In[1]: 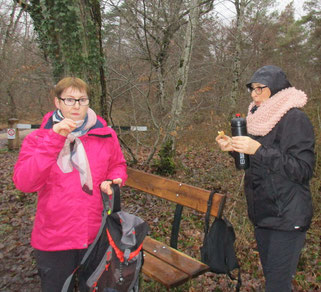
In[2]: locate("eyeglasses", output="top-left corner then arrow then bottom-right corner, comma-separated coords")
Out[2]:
248,86 -> 267,95
58,97 -> 89,106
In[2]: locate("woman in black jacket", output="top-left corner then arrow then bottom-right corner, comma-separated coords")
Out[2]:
216,65 -> 315,292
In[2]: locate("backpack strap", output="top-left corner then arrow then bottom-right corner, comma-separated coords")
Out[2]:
83,184 -> 120,265
60,208 -> 109,292
101,182 -> 121,213
204,190 -> 216,236
223,217 -> 242,292
236,269 -> 242,292
203,191 -> 242,292
61,184 -> 120,292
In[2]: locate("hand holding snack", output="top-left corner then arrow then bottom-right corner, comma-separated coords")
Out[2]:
216,131 -> 233,152
53,118 -> 77,137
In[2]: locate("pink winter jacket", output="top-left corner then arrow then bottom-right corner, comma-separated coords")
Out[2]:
13,112 -> 127,251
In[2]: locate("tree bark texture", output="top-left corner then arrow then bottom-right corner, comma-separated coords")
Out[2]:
165,0 -> 201,147
14,0 -> 107,117
230,0 -> 248,114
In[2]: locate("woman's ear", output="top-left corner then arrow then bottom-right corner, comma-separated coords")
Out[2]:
266,87 -> 272,98
54,97 -> 60,109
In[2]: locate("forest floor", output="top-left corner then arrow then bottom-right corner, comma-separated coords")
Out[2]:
0,131 -> 320,292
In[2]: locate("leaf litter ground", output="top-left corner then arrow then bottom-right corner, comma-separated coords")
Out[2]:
0,147 -> 320,292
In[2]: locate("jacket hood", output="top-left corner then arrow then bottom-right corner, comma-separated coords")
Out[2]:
246,65 -> 292,97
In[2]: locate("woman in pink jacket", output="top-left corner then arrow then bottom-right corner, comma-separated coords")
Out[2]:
13,77 -> 127,292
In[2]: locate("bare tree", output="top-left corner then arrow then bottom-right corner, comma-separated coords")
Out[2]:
165,0 -> 203,148
229,0 -> 250,113
104,0 -> 214,164
0,1 -> 25,118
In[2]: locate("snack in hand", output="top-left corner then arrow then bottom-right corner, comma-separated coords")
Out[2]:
218,130 -> 225,137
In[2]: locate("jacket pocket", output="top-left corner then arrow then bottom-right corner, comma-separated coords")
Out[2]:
260,173 -> 294,218
269,174 -> 282,216
253,172 -> 280,222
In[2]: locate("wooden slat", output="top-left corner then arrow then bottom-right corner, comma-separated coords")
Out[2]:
126,167 -> 226,218
142,251 -> 189,288
143,236 -> 209,278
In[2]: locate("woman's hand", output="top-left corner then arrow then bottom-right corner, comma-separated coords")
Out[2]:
231,136 -> 261,155
100,178 -> 123,195
53,118 -> 77,137
215,134 -> 233,152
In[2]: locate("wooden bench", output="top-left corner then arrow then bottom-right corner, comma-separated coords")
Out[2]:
125,167 -> 227,289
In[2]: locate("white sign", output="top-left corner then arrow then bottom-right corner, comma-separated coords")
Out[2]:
130,126 -> 147,131
7,128 -> 16,139
17,124 -> 32,129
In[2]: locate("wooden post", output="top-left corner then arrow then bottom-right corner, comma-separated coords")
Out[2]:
7,118 -> 20,150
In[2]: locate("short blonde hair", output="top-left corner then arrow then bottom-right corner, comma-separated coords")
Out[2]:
52,77 -> 89,97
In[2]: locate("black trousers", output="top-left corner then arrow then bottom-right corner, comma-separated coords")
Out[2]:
254,228 -> 306,292
34,248 -> 88,292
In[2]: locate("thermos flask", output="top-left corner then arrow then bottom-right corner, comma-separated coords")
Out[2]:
231,114 -> 250,170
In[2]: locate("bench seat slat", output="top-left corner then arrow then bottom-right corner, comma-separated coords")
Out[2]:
143,236 -> 209,279
125,168 -> 227,288
126,167 -> 225,218
142,251 -> 189,288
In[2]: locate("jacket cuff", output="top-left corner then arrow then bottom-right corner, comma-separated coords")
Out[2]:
253,145 -> 265,162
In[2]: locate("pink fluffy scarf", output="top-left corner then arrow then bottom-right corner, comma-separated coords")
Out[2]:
246,87 -> 308,136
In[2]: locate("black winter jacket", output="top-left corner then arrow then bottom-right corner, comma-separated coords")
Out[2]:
243,65 -> 315,231
244,108 -> 315,231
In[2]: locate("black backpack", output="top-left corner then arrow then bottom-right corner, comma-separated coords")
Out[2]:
200,191 -> 241,291
62,184 -> 150,292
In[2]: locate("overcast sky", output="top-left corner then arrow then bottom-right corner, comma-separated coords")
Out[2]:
214,0 -> 306,24
277,0 -> 305,18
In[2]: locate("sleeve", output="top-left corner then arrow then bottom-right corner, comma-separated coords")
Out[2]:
253,110 -> 315,184
106,131 -> 128,185
13,129 -> 66,192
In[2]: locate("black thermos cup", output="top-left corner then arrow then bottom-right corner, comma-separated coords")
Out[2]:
231,114 -> 250,170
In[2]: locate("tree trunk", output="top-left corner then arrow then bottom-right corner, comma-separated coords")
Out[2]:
15,0 -> 107,118
230,0 -> 247,114
165,0 -> 201,148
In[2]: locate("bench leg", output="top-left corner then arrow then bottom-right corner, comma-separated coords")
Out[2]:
170,204 -> 184,249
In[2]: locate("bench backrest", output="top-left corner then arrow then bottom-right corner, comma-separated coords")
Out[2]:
125,167 -> 226,218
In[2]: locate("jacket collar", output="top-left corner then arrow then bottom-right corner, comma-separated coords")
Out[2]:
41,111 -> 108,134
